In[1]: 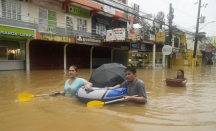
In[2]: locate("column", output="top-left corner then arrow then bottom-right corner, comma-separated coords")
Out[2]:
64,44 -> 68,70
152,44 -> 156,69
26,39 -> 31,71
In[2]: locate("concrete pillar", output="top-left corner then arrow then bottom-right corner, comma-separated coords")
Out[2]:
162,54 -> 165,68
152,44 -> 156,69
26,39 -> 31,71
90,46 -> 94,69
64,44 -> 68,70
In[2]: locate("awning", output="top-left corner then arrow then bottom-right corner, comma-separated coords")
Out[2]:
205,52 -> 213,57
96,17 -> 110,25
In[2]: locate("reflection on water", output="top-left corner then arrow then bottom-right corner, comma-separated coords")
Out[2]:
0,66 -> 216,131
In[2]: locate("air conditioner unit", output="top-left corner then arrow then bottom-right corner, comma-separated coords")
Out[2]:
180,43 -> 186,46
181,49 -> 187,52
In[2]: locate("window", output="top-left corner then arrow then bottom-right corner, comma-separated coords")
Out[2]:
96,23 -> 106,35
38,8 -> 56,33
174,37 -> 179,48
66,16 -> 74,37
1,0 -> 21,20
77,18 -> 87,32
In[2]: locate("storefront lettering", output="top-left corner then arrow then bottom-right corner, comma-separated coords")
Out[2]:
0,30 -> 34,37
82,38 -> 101,43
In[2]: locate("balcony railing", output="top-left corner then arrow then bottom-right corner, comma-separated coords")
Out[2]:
0,11 -> 103,38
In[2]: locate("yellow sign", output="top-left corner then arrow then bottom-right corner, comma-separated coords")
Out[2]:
128,32 -> 139,39
156,32 -> 165,42
40,34 -> 71,43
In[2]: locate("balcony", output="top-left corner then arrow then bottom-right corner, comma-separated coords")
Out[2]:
0,11 -> 102,39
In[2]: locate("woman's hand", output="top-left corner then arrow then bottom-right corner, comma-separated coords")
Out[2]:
49,92 -> 56,96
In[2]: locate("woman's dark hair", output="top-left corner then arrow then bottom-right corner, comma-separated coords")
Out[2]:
177,69 -> 184,79
69,65 -> 77,72
125,66 -> 136,74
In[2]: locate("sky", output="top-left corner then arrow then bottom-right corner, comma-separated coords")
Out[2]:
128,0 -> 216,36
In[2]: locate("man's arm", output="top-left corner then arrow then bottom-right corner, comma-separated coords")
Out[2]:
106,84 -> 121,89
122,96 -> 147,103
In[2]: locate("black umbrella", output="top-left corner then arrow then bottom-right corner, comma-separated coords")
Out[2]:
89,63 -> 126,87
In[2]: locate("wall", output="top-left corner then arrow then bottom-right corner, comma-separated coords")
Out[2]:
172,50 -> 202,66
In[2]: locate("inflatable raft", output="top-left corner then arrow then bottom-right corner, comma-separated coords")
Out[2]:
166,78 -> 184,87
76,87 -> 127,103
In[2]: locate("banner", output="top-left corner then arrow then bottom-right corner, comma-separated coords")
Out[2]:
113,28 -> 125,40
128,28 -> 139,40
104,5 -> 115,15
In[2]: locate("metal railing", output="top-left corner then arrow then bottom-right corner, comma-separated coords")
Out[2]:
0,11 -> 104,38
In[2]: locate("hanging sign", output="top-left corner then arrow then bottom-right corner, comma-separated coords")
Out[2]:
162,45 -> 172,55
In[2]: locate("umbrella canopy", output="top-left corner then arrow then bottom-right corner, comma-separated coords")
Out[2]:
89,63 -> 126,87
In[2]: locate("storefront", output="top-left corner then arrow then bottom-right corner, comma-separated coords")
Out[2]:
0,25 -> 35,70
128,43 -> 155,68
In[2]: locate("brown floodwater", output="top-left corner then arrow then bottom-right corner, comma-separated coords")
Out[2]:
0,66 -> 216,131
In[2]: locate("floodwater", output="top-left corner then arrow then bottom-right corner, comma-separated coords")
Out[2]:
0,66 -> 216,131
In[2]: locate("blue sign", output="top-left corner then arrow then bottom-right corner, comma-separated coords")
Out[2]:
205,52 -> 213,57
130,43 -> 141,50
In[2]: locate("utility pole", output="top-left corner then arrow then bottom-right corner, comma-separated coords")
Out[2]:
193,0 -> 202,66
167,3 -> 174,68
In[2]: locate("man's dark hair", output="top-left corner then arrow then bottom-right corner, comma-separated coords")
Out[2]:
125,66 -> 136,74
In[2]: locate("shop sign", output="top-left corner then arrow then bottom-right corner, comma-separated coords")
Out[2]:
141,44 -> 147,51
31,0 -> 62,11
199,44 -> 206,51
103,3 -> 115,15
0,25 -> 35,39
130,43 -> 141,50
106,28 -> 125,41
113,28 -> 125,40
76,36 -> 102,46
40,34 -> 71,43
156,32 -> 165,42
106,30 -> 115,41
162,45 -> 172,55
205,44 -> 213,52
128,28 -> 140,40
176,53 -> 181,59
149,34 -> 155,41
67,5 -> 90,18
131,52 -> 142,57
172,48 -> 180,53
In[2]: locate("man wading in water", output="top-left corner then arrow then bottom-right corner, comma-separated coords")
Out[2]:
106,66 -> 147,103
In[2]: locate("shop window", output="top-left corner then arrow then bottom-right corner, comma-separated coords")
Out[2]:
174,37 -> 179,48
96,23 -> 106,34
38,8 -> 56,33
77,18 -> 87,32
1,0 -> 21,20
66,15 -> 74,37
0,41 -> 25,60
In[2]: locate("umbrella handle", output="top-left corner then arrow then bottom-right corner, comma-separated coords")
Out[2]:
105,95 -> 138,104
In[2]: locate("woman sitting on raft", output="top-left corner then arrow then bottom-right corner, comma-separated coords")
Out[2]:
50,65 -> 93,97
175,69 -> 187,86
